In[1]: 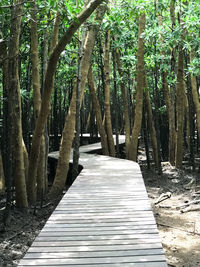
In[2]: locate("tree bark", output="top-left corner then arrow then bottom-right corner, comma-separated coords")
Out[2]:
0,33 -> 13,222
72,29 -> 86,180
103,30 -> 115,157
144,80 -> 159,169
168,0 -> 177,165
112,50 -> 120,157
88,66 -> 109,155
175,49 -> 185,168
49,86 -> 76,197
0,151 -> 5,192
51,12 -> 61,151
190,52 -> 200,139
30,1 -> 41,121
30,1 -> 43,202
129,13 -> 146,161
9,1 -> 28,208
184,84 -> 190,150
80,1 -> 108,102
115,49 -> 130,157
27,0 -> 104,203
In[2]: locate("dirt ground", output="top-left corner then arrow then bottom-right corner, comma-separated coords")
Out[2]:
0,194 -> 64,267
0,155 -> 200,266
141,159 -> 200,267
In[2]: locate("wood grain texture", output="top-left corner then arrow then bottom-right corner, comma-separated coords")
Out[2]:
18,135 -> 167,267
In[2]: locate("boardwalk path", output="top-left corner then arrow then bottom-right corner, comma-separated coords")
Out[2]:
18,137 -> 167,266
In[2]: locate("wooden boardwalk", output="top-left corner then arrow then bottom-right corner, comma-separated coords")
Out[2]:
18,137 -> 167,266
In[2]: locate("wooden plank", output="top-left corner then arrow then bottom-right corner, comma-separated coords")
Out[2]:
48,213 -> 154,220
35,234 -> 160,242
44,221 -> 157,227
31,238 -> 163,247
39,229 -> 159,236
42,225 -> 157,231
24,249 -> 164,259
19,255 -> 166,265
47,216 -> 156,223
29,243 -> 163,252
18,262 -> 167,267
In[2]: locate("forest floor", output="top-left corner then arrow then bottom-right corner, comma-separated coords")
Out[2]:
0,149 -> 200,266
139,150 -> 200,267
0,194 -> 64,266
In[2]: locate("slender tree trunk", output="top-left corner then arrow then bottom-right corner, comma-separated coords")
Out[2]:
168,0 -> 177,165
30,2 -> 41,121
85,102 -> 92,133
72,29 -> 86,180
88,66 -> 109,155
36,136 -> 46,199
142,108 -> 150,169
0,33 -> 13,223
42,29 -> 49,197
175,49 -> 185,168
27,0 -> 103,202
175,6 -> 187,169
49,86 -> 76,197
53,85 -> 59,150
190,52 -> 200,139
184,84 -> 190,150
115,49 -> 130,157
51,12 -> 61,151
80,1 -> 108,102
144,80 -> 159,170
153,69 -> 163,173
153,1 -> 163,173
30,1 -> 42,202
129,13 -> 146,161
0,151 -> 5,192
112,51 -> 120,157
22,62 -> 31,151
9,1 -> 28,208
104,30 -> 115,157
158,15 -> 170,120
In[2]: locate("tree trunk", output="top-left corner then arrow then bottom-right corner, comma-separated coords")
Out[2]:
0,33 -> 13,223
169,0 -> 177,165
30,1 -> 41,121
85,102 -> 92,133
88,66 -> 109,155
103,30 -> 115,157
51,12 -> 61,151
142,108 -> 150,169
190,52 -> 200,139
27,0 -> 103,202
80,1 -> 108,102
42,29 -> 49,197
175,49 -> 185,168
184,85 -> 190,151
72,29 -> 86,180
144,80 -> 159,170
115,49 -> 130,157
37,135 -> 46,199
9,1 -> 28,208
0,151 -> 5,192
112,50 -> 120,157
49,86 -> 76,197
129,13 -> 146,161
30,1 -> 42,202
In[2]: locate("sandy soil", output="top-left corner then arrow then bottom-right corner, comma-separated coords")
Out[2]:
141,161 -> 200,267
